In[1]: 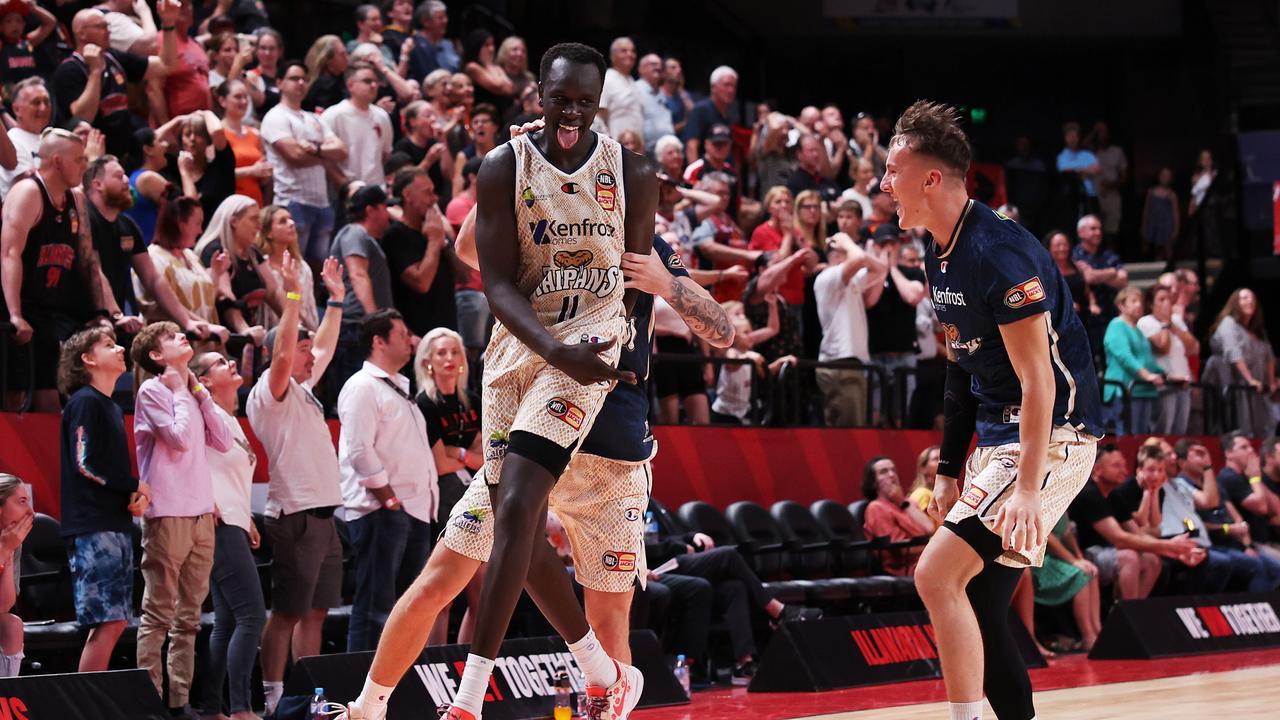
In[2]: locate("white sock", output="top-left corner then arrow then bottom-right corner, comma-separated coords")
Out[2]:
263,680 -> 284,715
357,676 -> 396,709
567,629 -> 619,688
0,651 -> 21,677
949,700 -> 983,720
453,654 -> 496,715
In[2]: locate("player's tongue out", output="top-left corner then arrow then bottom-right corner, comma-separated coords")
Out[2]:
556,122 -> 580,150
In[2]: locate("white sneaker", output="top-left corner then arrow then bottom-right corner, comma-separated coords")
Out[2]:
333,701 -> 384,720
605,660 -> 644,720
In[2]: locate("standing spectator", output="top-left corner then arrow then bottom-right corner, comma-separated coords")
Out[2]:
259,59 -> 348,264
406,1 -> 458,82
1207,288 -> 1276,439
747,187 -> 803,306
379,0 -> 414,55
346,3 -> 396,67
338,309 -> 437,651
55,4 -> 179,159
660,56 -> 694,137
460,29 -> 512,113
445,157 -> 480,228
301,35 -> 349,112
125,127 -> 169,243
247,26 -> 283,114
322,62 -> 394,187
0,0 -> 57,85
1141,167 -> 1179,261
652,288 -> 713,425
413,327 -> 483,644
190,351 -> 265,720
385,168 -> 456,338
133,195 -> 229,340
256,205 -> 318,331
1088,122 -> 1127,242
814,233 -> 881,427
689,172 -> 758,302
1034,515 -> 1102,652
1102,286 -> 1164,435
394,100 -> 453,198
2,130 -> 106,413
174,111 -> 237,223
861,457 -> 933,576
153,0 -> 211,122
245,253 -> 345,716
94,0 -> 158,54
330,184 -> 394,394
1071,214 -> 1127,360
819,104 -> 850,184
57,327 -> 148,673
206,31 -> 254,91
636,53 -> 674,152
131,321 -> 232,714
752,113 -> 795,196
215,79 -> 270,206
1187,149 -> 1219,257
195,193 -> 278,342
786,134 -> 840,204
683,65 -> 739,165
1044,230 -> 1096,318
711,300 -> 778,424
849,113 -> 887,181
450,103 -> 496,198
349,42 -> 417,109
865,233 -> 926,427
1253,437 -> 1280,560
0,78 -> 51,197
496,36 -> 535,112
1138,283 -> 1197,435
1056,121 -> 1099,215
595,36 -> 644,140
839,158 -> 877,219
442,72 -> 475,154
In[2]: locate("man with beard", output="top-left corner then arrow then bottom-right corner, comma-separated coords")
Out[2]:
83,155 -> 208,336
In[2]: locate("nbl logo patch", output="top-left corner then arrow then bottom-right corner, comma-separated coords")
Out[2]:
595,170 -> 617,210
547,397 -> 585,429
1004,277 -> 1045,309
602,551 -> 636,572
959,486 -> 988,509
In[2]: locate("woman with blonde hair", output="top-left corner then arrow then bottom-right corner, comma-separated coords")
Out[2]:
0,474 -> 31,677
255,205 -> 318,331
908,445 -> 941,525
496,36 -> 535,106
302,35 -> 349,111
413,328 -> 484,644
195,194 -> 276,346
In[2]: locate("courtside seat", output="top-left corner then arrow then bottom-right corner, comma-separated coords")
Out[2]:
724,502 -> 790,579
19,513 -> 74,622
676,501 -> 742,550
770,501 -> 839,579
811,500 -> 917,602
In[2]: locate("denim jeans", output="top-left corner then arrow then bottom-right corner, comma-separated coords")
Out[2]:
201,524 -> 267,714
1153,386 -> 1191,435
1218,546 -> 1280,593
346,508 -> 433,651
1106,396 -> 1153,436
287,201 -> 336,265
455,289 -> 492,351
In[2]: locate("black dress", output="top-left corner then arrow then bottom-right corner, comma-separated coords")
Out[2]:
416,389 -> 481,525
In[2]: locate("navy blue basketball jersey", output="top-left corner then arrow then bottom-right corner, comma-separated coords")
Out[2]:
924,200 -> 1104,446
579,236 -> 689,462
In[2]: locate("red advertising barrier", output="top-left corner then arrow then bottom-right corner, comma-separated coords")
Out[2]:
0,411 -> 1224,518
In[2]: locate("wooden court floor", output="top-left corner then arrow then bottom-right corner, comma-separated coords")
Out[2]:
813,665 -> 1280,719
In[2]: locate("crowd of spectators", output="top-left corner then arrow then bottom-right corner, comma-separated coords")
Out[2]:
0,0 -> 1276,713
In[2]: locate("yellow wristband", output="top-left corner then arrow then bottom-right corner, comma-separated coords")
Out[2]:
191,383 -> 205,395
1250,476 -> 1263,486
1223,524 -> 1231,536
286,291 -> 302,302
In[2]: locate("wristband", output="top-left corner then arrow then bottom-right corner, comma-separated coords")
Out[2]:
327,299 -> 344,309
458,448 -> 467,463
286,291 -> 302,302
384,496 -> 401,509
1250,476 -> 1263,486
191,383 -> 206,395
1223,524 -> 1231,537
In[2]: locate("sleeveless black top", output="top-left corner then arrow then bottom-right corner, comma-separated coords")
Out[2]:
21,174 -> 82,315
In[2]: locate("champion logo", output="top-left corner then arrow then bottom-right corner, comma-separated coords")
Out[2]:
561,182 -> 580,194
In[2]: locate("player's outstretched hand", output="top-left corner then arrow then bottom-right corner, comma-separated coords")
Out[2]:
993,487 -> 1043,555
548,337 -> 637,386
929,475 -> 960,522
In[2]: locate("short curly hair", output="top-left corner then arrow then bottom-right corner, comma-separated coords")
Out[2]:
131,321 -> 183,377
57,326 -> 116,396
891,100 -> 971,176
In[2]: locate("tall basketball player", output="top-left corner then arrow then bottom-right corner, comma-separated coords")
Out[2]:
880,101 -> 1104,720
442,42 -> 657,720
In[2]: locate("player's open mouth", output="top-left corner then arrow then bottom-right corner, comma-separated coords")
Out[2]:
556,122 -> 580,150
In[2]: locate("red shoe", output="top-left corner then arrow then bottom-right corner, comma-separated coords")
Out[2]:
582,686 -> 610,720
586,660 -> 644,720
436,706 -> 478,720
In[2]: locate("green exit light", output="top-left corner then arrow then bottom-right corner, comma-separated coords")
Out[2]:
970,107 -> 988,124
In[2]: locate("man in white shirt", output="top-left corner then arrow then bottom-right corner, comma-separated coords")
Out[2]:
0,78 -> 51,197
636,53 -> 674,153
593,36 -> 644,139
813,233 -> 885,427
95,0 -> 157,54
259,60 -> 348,264
337,308 -> 437,652
245,253 -> 346,716
321,62 -> 394,188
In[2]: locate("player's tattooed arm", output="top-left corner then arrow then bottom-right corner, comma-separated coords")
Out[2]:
668,276 -> 735,348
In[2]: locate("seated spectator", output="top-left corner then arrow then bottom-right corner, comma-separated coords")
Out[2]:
1206,288 -> 1277,439
654,134 -> 687,185
131,321 -> 232,715
1068,444 -> 1203,600
190,350 -> 266,720
644,498 -> 820,686
907,445 -> 940,524
1217,432 -> 1280,560
386,168 -> 456,338
301,35 -> 349,111
256,205 -> 318,331
154,0 -> 212,121
0,78 -> 52,197
861,457 -> 933,576
1044,230 -> 1097,318
394,100 -> 452,198
1102,286 -> 1164,435
0,473 -> 31,677
171,111 -> 237,223
451,103 -> 497,198
1033,515 -> 1102,652
786,134 -> 839,204
330,184 -> 395,396
56,327 -> 148,673
215,79 -> 270,206
710,300 -> 779,425
615,129 -> 644,156
813,233 -> 882,427
196,194 -> 276,346
1071,214 -> 1126,360
1137,283 -> 1197,435
322,61 -> 394,188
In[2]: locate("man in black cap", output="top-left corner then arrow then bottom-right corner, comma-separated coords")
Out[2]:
329,183 -> 395,397
682,123 -> 741,216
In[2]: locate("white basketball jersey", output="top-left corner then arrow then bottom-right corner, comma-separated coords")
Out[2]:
485,131 -> 628,376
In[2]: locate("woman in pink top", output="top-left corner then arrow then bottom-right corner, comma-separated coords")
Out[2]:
861,456 -> 934,576
155,1 -> 210,121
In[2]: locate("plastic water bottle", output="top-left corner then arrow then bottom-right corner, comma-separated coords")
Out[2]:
309,687 -> 327,719
553,672 -> 572,720
644,511 -> 660,544
673,655 -> 691,698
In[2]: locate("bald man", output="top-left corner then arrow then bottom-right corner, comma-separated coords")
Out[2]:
636,52 -> 674,152
52,0 -> 181,158
2,131 -> 107,412
594,36 -> 644,139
